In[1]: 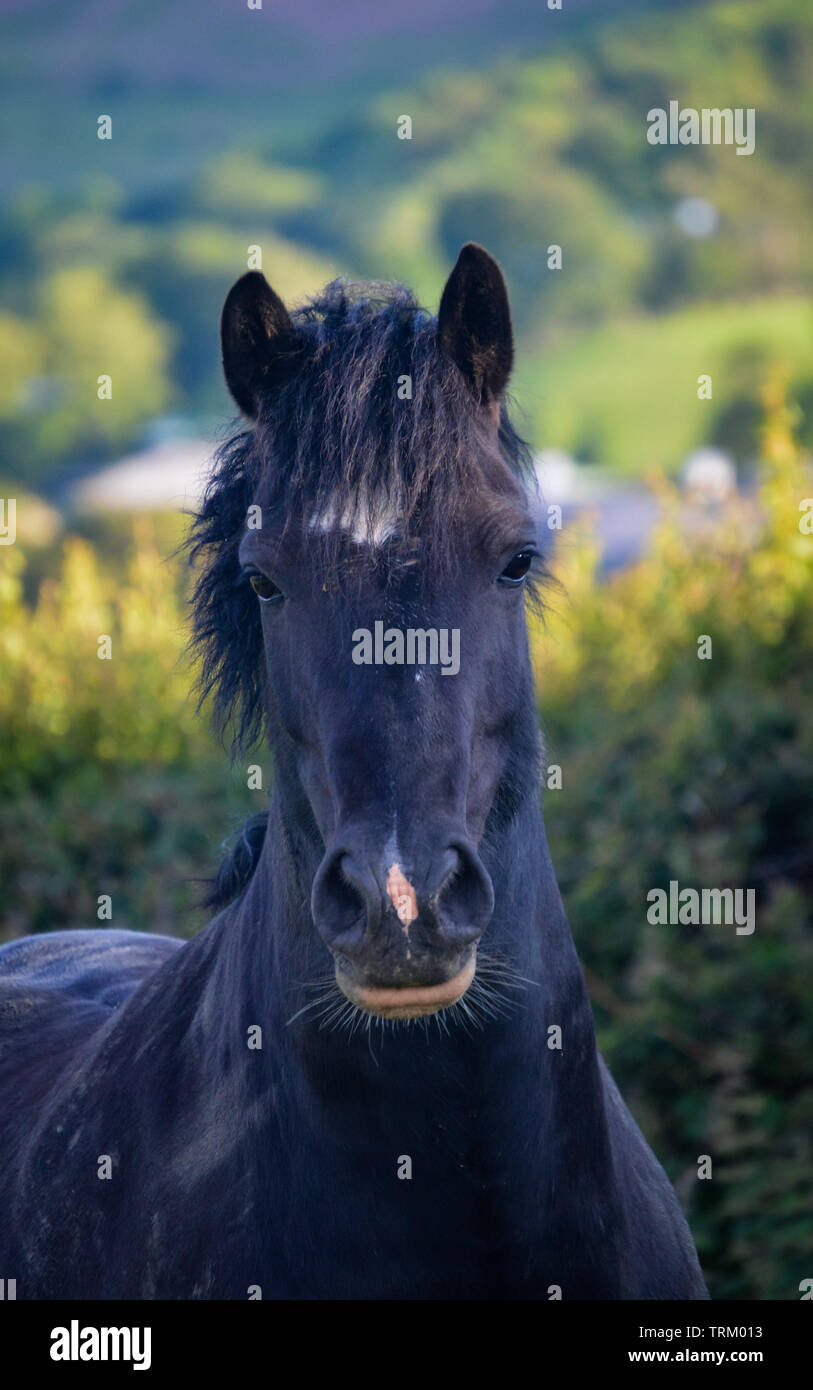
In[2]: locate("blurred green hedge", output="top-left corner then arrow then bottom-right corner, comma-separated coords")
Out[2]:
534,383 -> 813,1298
0,518 -> 257,938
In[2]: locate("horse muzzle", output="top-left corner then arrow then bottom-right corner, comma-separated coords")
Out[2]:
311,827 -> 492,1016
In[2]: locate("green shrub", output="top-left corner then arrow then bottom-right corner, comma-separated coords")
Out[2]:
533,384 -> 813,1297
0,520 -> 257,937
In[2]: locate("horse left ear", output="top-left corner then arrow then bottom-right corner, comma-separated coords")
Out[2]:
221,271 -> 302,419
437,243 -> 513,410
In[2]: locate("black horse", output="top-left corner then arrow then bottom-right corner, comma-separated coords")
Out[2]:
0,245 -> 707,1299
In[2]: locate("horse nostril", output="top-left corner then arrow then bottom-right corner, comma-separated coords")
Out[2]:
313,836 -> 493,958
436,842 -> 494,944
311,848 -> 378,952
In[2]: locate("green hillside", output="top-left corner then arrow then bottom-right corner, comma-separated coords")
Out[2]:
516,296 -> 813,471
0,0 -> 811,482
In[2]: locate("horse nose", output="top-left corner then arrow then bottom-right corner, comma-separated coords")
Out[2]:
311,835 -> 494,959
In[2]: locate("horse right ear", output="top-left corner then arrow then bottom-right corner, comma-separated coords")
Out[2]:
437,243 -> 513,410
221,272 -> 302,419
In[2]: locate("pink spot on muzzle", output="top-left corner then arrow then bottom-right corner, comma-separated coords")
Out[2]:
386,863 -> 419,931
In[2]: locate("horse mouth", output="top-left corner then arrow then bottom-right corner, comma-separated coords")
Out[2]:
337,954 -> 476,1019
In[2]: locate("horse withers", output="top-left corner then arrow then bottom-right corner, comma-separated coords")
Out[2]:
0,245 -> 708,1299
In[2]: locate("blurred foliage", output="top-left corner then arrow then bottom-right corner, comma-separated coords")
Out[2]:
0,390 -> 810,1297
532,383 -> 813,1298
0,519 -> 258,939
0,0 -> 811,478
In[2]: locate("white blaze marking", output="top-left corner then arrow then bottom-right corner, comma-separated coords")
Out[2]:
308,488 -> 404,546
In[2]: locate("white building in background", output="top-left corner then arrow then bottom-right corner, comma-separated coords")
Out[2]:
69,436 -> 216,515
534,449 -> 660,572
534,448 -> 612,505
681,447 -> 737,500
533,445 -> 741,572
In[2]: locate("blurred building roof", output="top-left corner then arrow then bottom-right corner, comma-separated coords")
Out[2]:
68,438 -> 216,514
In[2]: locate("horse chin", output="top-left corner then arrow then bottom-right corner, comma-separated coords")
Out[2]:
335,953 -> 476,1019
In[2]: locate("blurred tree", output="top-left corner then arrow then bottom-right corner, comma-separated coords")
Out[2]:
13,266 -> 174,475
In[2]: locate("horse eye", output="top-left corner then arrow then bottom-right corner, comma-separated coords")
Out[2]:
500,551 -> 534,585
249,573 -> 282,603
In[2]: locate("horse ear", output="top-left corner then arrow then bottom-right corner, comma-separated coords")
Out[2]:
437,243 -> 513,408
221,271 -> 302,418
